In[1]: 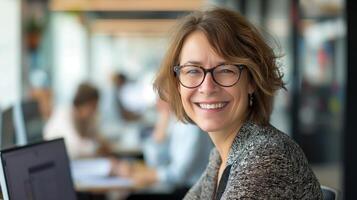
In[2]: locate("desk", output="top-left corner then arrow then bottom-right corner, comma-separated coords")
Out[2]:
72,158 -> 134,192
71,157 -> 187,200
73,172 -> 139,200
72,160 -> 177,200
75,176 -> 134,193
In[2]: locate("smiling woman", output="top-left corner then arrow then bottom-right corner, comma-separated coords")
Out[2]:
153,7 -> 323,200
177,31 -> 252,136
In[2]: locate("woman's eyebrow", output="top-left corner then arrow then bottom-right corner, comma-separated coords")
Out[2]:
183,61 -> 203,65
183,61 -> 227,66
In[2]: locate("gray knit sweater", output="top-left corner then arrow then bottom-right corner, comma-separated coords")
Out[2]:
183,121 -> 323,200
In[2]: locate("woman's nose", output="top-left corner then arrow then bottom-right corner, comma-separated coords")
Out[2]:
198,73 -> 219,94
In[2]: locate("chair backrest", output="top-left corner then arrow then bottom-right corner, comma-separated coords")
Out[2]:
0,106 -> 17,149
321,185 -> 340,200
13,100 -> 44,145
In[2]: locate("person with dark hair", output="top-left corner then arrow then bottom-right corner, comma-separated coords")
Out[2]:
122,98 -> 212,199
45,82 -> 112,159
72,83 -> 99,108
153,7 -> 322,199
112,72 -> 142,122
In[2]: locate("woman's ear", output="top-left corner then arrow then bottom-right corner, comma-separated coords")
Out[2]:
246,69 -> 256,94
248,79 -> 256,94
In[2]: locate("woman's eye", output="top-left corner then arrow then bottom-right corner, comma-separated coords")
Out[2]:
183,67 -> 202,75
187,69 -> 200,74
217,69 -> 235,74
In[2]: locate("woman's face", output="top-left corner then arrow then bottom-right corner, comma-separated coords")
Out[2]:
178,31 -> 254,134
76,101 -> 98,121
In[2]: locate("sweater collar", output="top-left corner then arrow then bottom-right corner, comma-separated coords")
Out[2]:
226,121 -> 258,166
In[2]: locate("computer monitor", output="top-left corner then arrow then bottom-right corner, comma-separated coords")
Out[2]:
0,107 -> 16,149
0,138 -> 77,200
14,100 -> 44,145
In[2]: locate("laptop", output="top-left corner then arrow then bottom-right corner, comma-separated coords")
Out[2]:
0,138 -> 77,200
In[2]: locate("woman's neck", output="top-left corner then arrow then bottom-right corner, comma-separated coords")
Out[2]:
208,122 -> 243,165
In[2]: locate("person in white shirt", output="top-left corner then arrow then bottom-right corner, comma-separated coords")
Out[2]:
122,98 -> 213,195
44,83 -> 112,159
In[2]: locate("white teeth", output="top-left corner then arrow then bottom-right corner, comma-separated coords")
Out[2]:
199,103 -> 226,109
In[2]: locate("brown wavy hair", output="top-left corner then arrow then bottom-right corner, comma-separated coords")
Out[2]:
153,7 -> 286,126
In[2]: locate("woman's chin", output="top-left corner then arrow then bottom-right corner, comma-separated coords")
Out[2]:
196,123 -> 222,133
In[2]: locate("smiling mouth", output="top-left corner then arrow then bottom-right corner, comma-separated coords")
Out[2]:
195,102 -> 228,110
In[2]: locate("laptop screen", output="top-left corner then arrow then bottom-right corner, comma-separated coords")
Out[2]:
0,138 -> 77,200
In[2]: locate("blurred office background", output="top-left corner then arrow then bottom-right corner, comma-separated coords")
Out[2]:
0,0 -> 355,199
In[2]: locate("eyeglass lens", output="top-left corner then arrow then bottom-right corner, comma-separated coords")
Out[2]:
176,64 -> 243,88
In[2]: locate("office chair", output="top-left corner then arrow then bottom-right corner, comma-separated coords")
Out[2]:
0,106 -> 17,149
14,100 -> 44,145
321,185 -> 340,200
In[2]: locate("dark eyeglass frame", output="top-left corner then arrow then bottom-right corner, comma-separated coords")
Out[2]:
173,64 -> 245,89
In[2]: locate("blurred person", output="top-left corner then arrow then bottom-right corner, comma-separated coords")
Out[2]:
29,87 -> 53,120
44,82 -> 113,159
153,7 -> 322,199
112,72 -> 142,122
28,70 -> 53,121
117,98 -> 212,199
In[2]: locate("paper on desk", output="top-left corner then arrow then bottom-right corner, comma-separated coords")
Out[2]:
70,158 -> 134,189
74,176 -> 133,188
70,157 -> 111,179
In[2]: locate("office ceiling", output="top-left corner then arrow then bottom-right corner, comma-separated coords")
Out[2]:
49,0 -> 206,35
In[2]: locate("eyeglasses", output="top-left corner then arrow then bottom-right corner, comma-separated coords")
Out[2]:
173,64 -> 245,88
